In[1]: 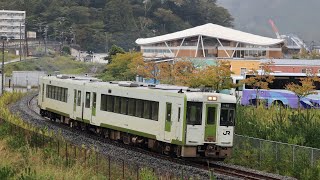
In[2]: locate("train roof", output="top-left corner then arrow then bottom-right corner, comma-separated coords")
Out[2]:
41,75 -> 236,98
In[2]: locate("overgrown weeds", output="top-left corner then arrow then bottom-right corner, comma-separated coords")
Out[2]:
236,105 -> 320,148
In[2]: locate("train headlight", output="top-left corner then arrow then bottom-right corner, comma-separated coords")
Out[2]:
208,96 -> 217,101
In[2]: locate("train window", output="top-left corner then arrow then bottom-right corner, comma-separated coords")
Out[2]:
46,85 -> 68,103
42,84 -> 44,102
207,107 -> 216,125
85,92 -> 91,108
100,94 -> 107,111
114,96 -> 121,113
50,86 -> 53,99
143,101 -> 151,119
220,108 -> 235,126
56,87 -> 59,100
92,93 -> 97,116
166,103 -> 172,122
186,102 -> 202,125
135,99 -> 143,118
61,88 -> 64,101
107,95 -> 114,112
64,88 -> 68,102
61,88 -> 65,102
151,101 -> 159,121
50,85 -> 52,98
229,109 -> 235,124
52,86 -> 56,100
57,87 -> 61,101
74,89 -> 77,110
120,97 -> 128,115
46,85 -> 49,98
77,91 -> 81,106
128,98 -> 136,116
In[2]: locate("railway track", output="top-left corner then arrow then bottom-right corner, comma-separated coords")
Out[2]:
209,162 -> 284,180
25,93 -> 293,180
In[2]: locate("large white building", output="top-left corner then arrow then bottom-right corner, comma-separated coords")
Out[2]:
136,23 -> 284,60
136,23 -> 285,75
0,10 -> 25,40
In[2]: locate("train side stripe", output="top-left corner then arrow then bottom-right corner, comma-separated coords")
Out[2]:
100,123 -> 156,139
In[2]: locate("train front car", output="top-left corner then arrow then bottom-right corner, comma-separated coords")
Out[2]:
184,92 -> 236,159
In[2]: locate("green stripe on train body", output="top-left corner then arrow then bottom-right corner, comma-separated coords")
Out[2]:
100,123 -> 157,139
46,108 -> 70,118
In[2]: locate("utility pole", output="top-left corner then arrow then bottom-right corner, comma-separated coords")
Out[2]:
44,25 -> 48,55
19,22 -> 22,61
2,40 -> 4,95
25,22 -> 28,58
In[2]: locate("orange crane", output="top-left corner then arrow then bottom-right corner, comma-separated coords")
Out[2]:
268,19 -> 281,39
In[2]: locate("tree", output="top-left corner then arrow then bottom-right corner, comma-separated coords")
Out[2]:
3,0 -> 233,51
187,60 -> 234,91
106,45 -> 125,63
143,60 -> 194,85
172,60 -> 194,86
140,61 -> 161,84
286,75 -> 320,109
104,51 -> 140,81
241,61 -> 275,106
61,46 -> 71,55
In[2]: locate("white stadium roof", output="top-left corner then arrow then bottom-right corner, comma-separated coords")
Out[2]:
136,23 -> 284,46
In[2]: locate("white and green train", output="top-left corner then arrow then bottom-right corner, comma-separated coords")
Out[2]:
38,75 -> 236,159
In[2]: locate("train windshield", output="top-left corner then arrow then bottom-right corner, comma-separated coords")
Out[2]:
220,103 -> 236,126
186,102 -> 202,125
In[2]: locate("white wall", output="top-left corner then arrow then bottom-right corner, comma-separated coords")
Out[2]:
12,71 -> 46,87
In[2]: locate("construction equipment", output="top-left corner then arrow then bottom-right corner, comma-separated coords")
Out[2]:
268,19 -> 309,52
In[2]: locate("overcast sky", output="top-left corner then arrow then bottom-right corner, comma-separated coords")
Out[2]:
218,0 -> 320,45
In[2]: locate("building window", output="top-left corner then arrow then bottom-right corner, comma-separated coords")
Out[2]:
240,68 -> 247,76
302,68 -> 311,74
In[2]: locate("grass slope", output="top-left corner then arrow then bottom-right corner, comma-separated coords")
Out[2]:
4,56 -> 106,76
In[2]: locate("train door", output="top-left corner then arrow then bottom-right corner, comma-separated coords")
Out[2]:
175,105 -> 182,141
164,97 -> 181,141
204,104 -> 217,142
164,102 -> 172,141
83,91 -> 92,123
91,92 -> 97,123
73,89 -> 83,120
185,102 -> 203,145
72,89 -> 77,118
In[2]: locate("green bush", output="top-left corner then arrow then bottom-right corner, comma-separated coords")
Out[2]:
139,168 -> 157,180
0,166 -> 15,179
7,133 -> 26,150
0,121 -> 10,137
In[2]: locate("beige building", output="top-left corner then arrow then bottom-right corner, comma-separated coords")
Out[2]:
0,10 -> 25,40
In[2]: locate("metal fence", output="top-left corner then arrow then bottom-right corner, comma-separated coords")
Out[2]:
233,134 -> 320,172
0,120 -> 203,180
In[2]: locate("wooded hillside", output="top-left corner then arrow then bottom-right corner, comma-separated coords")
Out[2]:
1,0 -> 233,52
